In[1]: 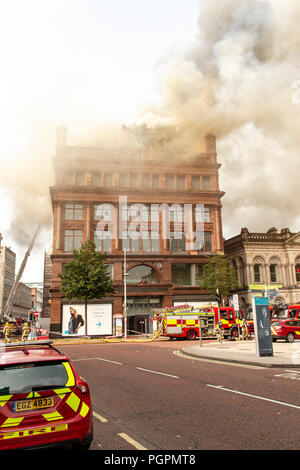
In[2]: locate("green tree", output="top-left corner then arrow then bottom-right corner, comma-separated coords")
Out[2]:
199,255 -> 239,301
58,240 -> 114,336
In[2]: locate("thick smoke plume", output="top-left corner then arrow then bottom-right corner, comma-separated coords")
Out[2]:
2,0 -> 300,254
128,0 -> 300,237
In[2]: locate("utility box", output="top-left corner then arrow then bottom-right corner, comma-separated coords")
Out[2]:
252,297 -> 273,357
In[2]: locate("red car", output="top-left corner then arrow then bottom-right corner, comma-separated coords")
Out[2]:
0,340 -> 93,450
271,319 -> 300,343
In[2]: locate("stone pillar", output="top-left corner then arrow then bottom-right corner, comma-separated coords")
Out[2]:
56,204 -> 62,250
281,264 -> 287,287
86,205 -> 91,241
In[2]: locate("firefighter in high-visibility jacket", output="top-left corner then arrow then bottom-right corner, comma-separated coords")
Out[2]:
22,323 -> 31,341
241,319 -> 248,341
3,322 -> 11,343
215,322 -> 223,342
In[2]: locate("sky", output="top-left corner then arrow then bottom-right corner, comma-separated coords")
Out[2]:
0,0 -> 300,283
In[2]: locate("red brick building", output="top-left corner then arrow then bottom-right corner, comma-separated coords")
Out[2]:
49,127 -> 224,337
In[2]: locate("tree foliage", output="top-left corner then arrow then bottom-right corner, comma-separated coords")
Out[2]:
58,240 -> 114,335
200,255 -> 239,296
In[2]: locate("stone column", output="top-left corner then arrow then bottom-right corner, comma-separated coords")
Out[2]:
86,205 -> 91,241
56,204 -> 62,250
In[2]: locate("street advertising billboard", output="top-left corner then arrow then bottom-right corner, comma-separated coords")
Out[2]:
252,297 -> 273,357
87,304 -> 112,336
62,303 -> 112,336
62,304 -> 85,336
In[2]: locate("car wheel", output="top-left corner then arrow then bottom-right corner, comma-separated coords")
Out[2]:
230,328 -> 238,340
286,333 -> 294,343
186,330 -> 197,340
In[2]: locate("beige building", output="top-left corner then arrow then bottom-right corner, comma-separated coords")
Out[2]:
0,235 -> 33,320
224,227 -> 300,313
12,283 -> 32,319
0,241 -> 16,317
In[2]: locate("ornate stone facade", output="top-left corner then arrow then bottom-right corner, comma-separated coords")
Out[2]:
224,227 -> 300,313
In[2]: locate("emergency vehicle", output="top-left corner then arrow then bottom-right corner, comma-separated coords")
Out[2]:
247,304 -> 300,335
271,304 -> 300,321
154,304 -> 242,340
0,340 -> 93,450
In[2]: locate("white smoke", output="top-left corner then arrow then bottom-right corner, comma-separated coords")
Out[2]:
130,0 -> 300,236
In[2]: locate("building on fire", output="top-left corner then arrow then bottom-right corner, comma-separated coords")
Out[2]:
49,126 -> 225,337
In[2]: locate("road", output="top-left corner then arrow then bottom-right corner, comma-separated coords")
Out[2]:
59,339 -> 300,451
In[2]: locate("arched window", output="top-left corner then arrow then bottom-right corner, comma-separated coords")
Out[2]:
253,256 -> 265,283
127,265 -> 160,284
254,264 -> 261,283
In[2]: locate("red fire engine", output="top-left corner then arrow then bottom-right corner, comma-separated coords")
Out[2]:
154,305 -> 243,340
247,304 -> 300,335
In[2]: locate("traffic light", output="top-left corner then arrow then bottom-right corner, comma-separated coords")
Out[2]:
28,311 -> 33,321
216,291 -> 221,304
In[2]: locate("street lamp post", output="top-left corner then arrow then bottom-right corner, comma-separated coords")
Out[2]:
123,248 -> 128,339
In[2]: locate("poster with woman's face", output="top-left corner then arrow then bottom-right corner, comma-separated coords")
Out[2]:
62,304 -> 85,336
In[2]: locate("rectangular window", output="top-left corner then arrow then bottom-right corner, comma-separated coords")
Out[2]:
65,204 -> 83,220
141,231 -> 159,252
105,264 -> 113,280
195,264 -> 205,286
92,173 -> 101,186
142,174 -> 150,188
63,172 -> 73,185
122,232 -> 139,252
270,264 -> 277,283
177,175 -> 185,190
195,205 -> 210,222
172,264 -> 192,285
204,232 -> 212,251
94,205 -> 112,221
64,230 -> 82,252
170,232 -> 185,252
192,175 -> 200,190
254,264 -> 261,283
104,173 -> 112,187
152,175 -> 159,189
203,176 -> 211,190
119,173 -> 127,187
94,230 -> 111,252
130,173 -> 137,187
76,172 -> 85,185
166,175 -> 175,189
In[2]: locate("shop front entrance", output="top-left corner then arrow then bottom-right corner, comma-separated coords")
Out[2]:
127,296 -> 161,334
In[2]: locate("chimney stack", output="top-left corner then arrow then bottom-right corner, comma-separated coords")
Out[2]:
56,126 -> 68,149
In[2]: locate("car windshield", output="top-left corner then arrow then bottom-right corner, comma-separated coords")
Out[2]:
0,361 -> 74,395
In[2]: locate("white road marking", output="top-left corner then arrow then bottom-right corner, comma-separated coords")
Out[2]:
136,367 -> 179,379
93,411 -> 108,423
118,432 -> 147,450
73,357 -> 123,365
96,357 -> 123,365
207,384 -> 300,410
173,350 -> 264,369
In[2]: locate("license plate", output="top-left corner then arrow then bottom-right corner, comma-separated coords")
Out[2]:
12,397 -> 54,412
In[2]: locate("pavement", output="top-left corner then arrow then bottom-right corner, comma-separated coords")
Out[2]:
181,339 -> 300,368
